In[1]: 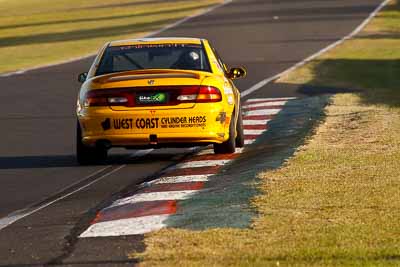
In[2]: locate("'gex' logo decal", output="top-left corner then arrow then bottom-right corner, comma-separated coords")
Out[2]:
137,92 -> 167,104
101,118 -> 111,131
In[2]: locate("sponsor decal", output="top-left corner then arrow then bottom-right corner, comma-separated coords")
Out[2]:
136,118 -> 160,129
108,116 -> 207,130
114,118 -> 134,129
136,92 -> 168,105
160,116 -> 206,129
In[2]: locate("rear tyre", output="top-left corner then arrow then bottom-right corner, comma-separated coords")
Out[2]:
214,113 -> 236,154
235,105 -> 245,148
76,122 -> 107,165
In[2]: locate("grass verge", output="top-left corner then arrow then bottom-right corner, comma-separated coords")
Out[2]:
133,0 -> 400,266
0,0 -> 222,74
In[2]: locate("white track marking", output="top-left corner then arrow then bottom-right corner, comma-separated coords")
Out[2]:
172,159 -> 231,169
244,129 -> 267,135
0,1 -> 233,77
80,215 -> 170,237
190,147 -> 243,157
153,175 -> 212,184
245,97 -> 297,103
0,149 -> 154,232
245,109 -> 281,116
245,139 -> 256,145
241,0 -> 391,98
109,190 -> 201,209
194,148 -> 215,156
0,165 -> 125,231
243,119 -> 270,126
235,147 -> 245,154
243,101 -> 288,109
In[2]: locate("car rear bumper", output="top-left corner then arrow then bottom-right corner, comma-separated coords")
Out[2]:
78,104 -> 233,147
81,132 -> 226,147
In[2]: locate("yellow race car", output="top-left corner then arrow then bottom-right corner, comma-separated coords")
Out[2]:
76,38 -> 246,164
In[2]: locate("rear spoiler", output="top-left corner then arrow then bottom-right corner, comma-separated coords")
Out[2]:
108,73 -> 199,82
93,70 -> 201,84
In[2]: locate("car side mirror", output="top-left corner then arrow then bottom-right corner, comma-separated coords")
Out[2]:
228,67 -> 247,79
78,72 -> 88,83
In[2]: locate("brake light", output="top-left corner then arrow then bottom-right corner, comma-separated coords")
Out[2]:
82,85 -> 222,108
197,86 -> 222,102
177,86 -> 222,103
83,90 -> 134,107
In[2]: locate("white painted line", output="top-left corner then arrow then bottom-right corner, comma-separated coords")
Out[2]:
245,139 -> 256,145
172,159 -> 231,169
235,147 -> 245,154
243,101 -> 288,109
245,97 -> 296,103
240,0 -> 390,98
148,0 -> 233,38
0,165 -> 125,231
109,190 -> 201,209
0,149 -> 153,232
0,213 -> 27,231
195,147 -> 244,156
194,148 -> 215,156
244,129 -> 267,135
80,214 -> 170,237
154,175 -> 212,184
245,109 -> 281,116
243,119 -> 271,126
0,1 -> 233,77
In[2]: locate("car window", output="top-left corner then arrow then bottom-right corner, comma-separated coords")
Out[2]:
209,45 -> 228,73
96,44 -> 211,76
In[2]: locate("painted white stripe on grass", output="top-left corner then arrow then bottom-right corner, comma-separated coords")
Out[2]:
245,139 -> 256,145
244,129 -> 267,135
0,1 -> 233,78
243,119 -> 271,126
245,109 -> 281,116
172,159 -> 231,169
80,215 -> 170,237
153,175 -> 212,184
109,190 -> 201,209
243,101 -> 288,109
240,0 -> 391,98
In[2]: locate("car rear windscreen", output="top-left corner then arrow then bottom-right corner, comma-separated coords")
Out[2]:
96,43 -> 211,76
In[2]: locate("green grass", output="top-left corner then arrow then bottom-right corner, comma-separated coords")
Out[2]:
0,0 -> 222,73
134,0 -> 400,266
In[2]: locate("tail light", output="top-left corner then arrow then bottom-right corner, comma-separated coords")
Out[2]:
83,90 -> 134,107
176,86 -> 222,103
83,86 -> 222,107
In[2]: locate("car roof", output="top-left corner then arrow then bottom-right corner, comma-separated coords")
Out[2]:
109,37 -> 204,47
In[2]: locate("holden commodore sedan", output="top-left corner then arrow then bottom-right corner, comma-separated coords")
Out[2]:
76,37 -> 246,164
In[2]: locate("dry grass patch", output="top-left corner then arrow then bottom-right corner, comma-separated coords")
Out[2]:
0,0 -> 222,73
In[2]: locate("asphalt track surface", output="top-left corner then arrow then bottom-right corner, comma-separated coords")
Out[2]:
0,0 -> 382,265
